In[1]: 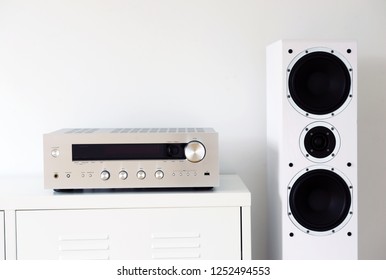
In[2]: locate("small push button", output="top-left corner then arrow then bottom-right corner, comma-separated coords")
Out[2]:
51,149 -> 60,158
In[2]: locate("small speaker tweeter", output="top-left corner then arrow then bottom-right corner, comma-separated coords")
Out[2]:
300,122 -> 340,162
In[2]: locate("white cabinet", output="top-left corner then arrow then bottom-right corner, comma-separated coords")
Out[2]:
0,174 -> 251,260
0,211 -> 4,260
17,207 -> 240,260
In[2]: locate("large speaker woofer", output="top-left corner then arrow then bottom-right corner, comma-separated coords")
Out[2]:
288,168 -> 352,234
288,50 -> 352,117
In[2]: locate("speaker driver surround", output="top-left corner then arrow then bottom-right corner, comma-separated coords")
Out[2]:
287,48 -> 353,119
288,166 -> 353,235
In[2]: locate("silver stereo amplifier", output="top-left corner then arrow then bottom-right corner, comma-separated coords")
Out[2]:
43,128 -> 219,190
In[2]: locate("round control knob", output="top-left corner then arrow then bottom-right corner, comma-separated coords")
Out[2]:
184,141 -> 206,163
118,170 -> 128,180
137,170 -> 146,180
100,170 -> 110,181
155,170 -> 164,179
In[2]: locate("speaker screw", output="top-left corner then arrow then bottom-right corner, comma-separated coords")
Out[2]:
288,49 -> 293,54
347,49 -> 352,54
289,232 -> 294,237
347,232 -> 352,236
289,163 -> 293,167
347,162 -> 352,167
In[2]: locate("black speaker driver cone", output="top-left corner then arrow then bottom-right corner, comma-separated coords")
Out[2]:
288,51 -> 351,115
304,126 -> 336,158
289,169 -> 351,232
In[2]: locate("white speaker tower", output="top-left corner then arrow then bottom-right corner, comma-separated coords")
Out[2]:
266,40 -> 358,259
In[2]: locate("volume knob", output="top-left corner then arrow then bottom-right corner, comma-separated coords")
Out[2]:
185,141 -> 206,163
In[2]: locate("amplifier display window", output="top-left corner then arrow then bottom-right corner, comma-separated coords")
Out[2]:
72,143 -> 187,161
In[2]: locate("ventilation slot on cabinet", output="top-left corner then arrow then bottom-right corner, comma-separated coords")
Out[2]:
58,234 -> 110,260
151,232 -> 201,259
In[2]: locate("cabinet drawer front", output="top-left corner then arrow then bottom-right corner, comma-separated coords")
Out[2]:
0,211 -> 4,260
16,207 -> 241,260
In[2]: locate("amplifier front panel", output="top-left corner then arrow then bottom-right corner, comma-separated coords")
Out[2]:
44,128 -> 219,189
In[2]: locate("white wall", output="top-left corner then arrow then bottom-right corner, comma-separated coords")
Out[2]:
0,0 -> 385,259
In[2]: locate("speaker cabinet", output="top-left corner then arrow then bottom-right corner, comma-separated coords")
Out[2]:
266,40 -> 357,259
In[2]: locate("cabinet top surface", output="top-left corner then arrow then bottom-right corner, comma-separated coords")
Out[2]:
0,174 -> 250,210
